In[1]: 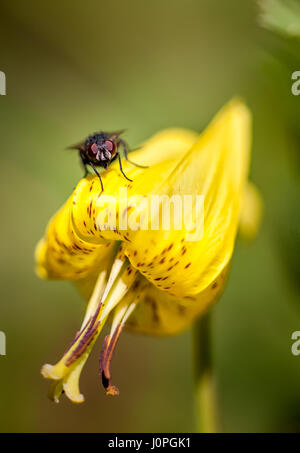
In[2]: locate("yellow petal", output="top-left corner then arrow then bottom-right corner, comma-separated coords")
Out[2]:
119,99 -> 251,297
126,266 -> 229,335
126,128 -> 198,166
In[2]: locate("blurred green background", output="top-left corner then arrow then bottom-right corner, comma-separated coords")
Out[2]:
0,0 -> 300,433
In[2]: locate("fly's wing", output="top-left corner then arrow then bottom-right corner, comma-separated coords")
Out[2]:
66,141 -> 85,152
108,129 -> 126,141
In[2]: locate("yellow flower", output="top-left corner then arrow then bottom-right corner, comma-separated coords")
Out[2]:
35,99 -> 260,403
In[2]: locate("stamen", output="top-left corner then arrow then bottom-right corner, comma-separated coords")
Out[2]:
81,269 -> 107,327
63,302 -> 102,358
66,313 -> 100,366
100,332 -> 122,396
41,247 -> 139,403
99,301 -> 137,396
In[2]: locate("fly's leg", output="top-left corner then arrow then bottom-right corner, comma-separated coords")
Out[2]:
118,139 -> 149,168
80,152 -> 90,178
118,153 -> 132,182
89,161 -> 104,192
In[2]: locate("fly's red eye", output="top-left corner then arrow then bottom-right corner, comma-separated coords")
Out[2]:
105,140 -> 115,152
88,142 -> 98,157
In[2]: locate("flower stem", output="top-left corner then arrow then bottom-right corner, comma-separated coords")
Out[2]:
193,310 -> 218,433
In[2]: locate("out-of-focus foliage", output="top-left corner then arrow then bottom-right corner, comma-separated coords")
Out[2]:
260,0 -> 300,37
258,0 -> 300,294
0,0 -> 300,433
